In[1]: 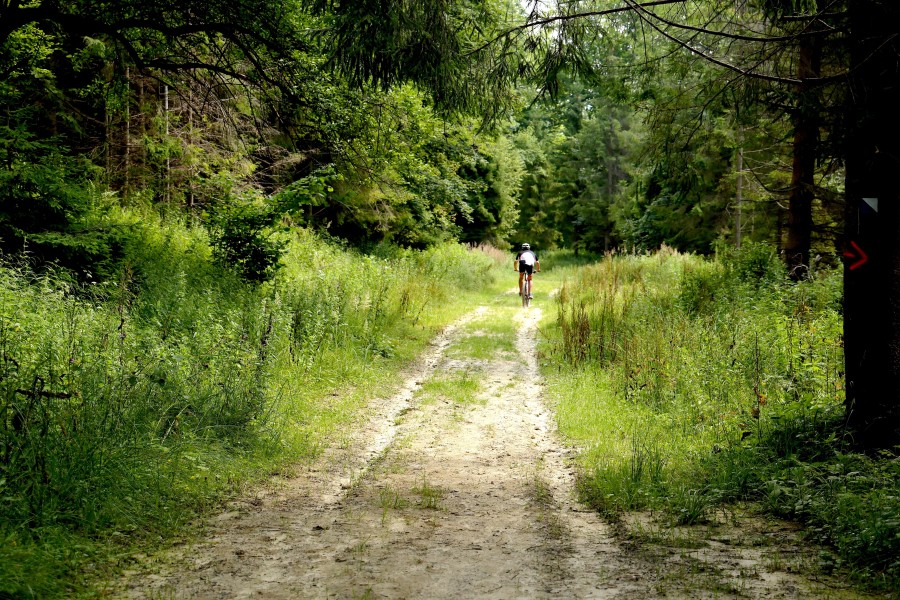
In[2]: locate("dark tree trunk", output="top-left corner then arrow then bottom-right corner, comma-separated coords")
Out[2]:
784,27 -> 822,278
843,0 -> 900,447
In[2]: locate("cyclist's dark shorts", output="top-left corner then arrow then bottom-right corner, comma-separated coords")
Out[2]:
518,261 -> 534,275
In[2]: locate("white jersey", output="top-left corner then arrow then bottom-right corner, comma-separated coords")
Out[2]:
517,250 -> 537,266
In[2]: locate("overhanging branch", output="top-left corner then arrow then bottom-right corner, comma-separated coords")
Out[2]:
467,0 -> 687,56
622,0 -> 848,86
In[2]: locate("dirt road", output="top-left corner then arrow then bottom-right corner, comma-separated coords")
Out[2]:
119,303 -> 876,599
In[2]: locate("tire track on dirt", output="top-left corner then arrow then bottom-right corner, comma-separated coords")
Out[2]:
118,304 -> 652,599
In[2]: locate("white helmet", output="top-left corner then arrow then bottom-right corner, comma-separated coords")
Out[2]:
521,243 -> 530,250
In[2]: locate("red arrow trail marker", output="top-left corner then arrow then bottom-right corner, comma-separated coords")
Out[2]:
844,240 -> 869,271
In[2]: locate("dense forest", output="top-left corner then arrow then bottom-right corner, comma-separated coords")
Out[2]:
2,0 -> 900,596
1,0 -> 860,271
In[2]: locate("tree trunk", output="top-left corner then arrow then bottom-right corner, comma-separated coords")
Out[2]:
125,67 -> 131,195
784,28 -> 822,278
843,0 -> 900,447
163,84 -> 171,205
736,144 -> 743,249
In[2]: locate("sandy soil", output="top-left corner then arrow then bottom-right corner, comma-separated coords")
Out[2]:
116,303 -> 879,599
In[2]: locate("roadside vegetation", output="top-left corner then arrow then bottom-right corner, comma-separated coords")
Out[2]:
541,246 -> 900,591
0,205 -> 505,598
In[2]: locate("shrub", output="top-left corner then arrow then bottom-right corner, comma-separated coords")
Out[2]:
720,241 -> 785,285
207,195 -> 285,283
678,259 -> 726,315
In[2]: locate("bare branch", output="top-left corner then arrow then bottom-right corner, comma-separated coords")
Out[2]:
627,0 -> 844,43
467,0 -> 687,56
622,0 -> 849,86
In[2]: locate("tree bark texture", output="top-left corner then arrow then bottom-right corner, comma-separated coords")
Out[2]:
844,0 -> 900,447
785,26 -> 822,278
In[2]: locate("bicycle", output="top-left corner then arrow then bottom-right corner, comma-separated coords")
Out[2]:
521,271 -> 532,308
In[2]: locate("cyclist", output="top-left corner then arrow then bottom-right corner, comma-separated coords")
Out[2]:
515,243 -> 540,299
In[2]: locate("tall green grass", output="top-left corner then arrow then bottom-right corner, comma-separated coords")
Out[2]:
0,209 -> 502,598
544,245 -> 900,587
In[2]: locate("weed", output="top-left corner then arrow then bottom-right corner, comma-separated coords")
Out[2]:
541,511 -> 567,541
669,485 -> 713,526
378,487 -> 409,510
412,477 -> 444,510
357,587 -> 376,600
623,515 -> 707,550
764,549 -> 786,572
528,471 -> 567,539
351,538 -> 370,557
529,472 -> 553,507
378,486 -> 408,524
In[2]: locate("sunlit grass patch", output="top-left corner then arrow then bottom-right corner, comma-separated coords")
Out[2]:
550,368 -> 706,517
449,332 -> 515,359
462,308 -> 519,334
416,368 -> 484,407
450,311 -> 518,359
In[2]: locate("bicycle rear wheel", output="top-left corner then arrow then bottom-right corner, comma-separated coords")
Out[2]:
522,277 -> 531,307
